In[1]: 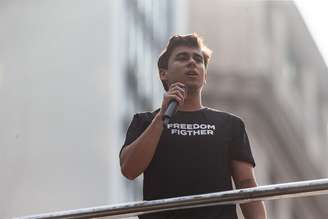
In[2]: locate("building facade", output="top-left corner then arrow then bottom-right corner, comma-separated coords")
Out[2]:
0,0 -> 186,218
189,0 -> 328,218
110,0 -> 188,203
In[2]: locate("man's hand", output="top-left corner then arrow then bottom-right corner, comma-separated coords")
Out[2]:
159,82 -> 185,117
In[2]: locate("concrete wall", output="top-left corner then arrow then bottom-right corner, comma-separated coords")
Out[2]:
0,1 -> 112,217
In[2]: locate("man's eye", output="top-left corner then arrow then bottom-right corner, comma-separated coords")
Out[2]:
177,56 -> 188,61
194,56 -> 203,63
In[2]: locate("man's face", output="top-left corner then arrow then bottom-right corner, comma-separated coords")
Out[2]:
160,46 -> 207,92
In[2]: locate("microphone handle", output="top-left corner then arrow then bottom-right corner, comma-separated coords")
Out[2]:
163,100 -> 178,127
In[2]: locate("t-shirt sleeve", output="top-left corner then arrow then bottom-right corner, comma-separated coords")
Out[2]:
229,117 -> 256,167
119,113 -> 150,157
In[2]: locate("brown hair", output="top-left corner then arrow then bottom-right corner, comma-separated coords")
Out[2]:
157,33 -> 212,91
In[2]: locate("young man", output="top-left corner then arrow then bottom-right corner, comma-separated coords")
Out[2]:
119,33 -> 267,219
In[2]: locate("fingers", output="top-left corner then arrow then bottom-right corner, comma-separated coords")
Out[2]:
169,82 -> 185,93
166,94 -> 184,105
160,83 -> 186,115
167,83 -> 185,105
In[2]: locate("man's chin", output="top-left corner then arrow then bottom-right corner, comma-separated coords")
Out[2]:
185,83 -> 203,93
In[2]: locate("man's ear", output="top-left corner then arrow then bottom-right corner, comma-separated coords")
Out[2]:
159,68 -> 169,91
159,68 -> 168,80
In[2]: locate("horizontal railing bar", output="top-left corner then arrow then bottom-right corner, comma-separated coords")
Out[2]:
15,178 -> 328,219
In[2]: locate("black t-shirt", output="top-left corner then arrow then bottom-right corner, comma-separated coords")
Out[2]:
120,107 -> 255,219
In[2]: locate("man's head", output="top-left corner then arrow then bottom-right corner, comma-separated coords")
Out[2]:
157,33 -> 212,91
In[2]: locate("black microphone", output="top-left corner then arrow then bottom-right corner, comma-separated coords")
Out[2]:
163,100 -> 178,127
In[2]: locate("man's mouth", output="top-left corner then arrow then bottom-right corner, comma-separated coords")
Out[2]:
185,70 -> 198,76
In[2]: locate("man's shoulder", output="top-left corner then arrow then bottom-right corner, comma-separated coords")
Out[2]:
204,107 -> 243,122
133,108 -> 160,122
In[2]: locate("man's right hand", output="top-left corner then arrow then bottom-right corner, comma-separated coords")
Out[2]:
159,82 -> 186,117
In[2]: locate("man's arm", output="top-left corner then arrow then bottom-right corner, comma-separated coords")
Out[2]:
120,82 -> 185,180
120,113 -> 164,180
231,160 -> 267,219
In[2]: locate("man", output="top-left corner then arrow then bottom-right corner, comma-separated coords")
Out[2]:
120,33 -> 267,219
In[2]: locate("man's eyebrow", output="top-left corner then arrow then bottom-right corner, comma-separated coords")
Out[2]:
193,53 -> 203,59
175,51 -> 203,57
175,52 -> 189,57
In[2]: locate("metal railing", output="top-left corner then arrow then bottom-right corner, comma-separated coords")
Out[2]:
15,178 -> 328,219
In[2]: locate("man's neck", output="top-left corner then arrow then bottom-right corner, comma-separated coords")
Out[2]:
177,89 -> 203,112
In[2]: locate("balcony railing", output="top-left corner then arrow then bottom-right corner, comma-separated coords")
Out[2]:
15,178 -> 328,219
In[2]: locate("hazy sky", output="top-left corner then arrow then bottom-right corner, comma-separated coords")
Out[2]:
295,0 -> 328,66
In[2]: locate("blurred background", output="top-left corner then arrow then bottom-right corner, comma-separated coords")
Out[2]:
1,0 -> 328,218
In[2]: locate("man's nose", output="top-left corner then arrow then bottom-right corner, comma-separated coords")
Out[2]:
187,57 -> 197,67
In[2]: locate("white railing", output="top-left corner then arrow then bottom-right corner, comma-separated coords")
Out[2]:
15,178 -> 328,219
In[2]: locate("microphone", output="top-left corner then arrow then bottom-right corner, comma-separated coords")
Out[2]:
163,100 -> 178,127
